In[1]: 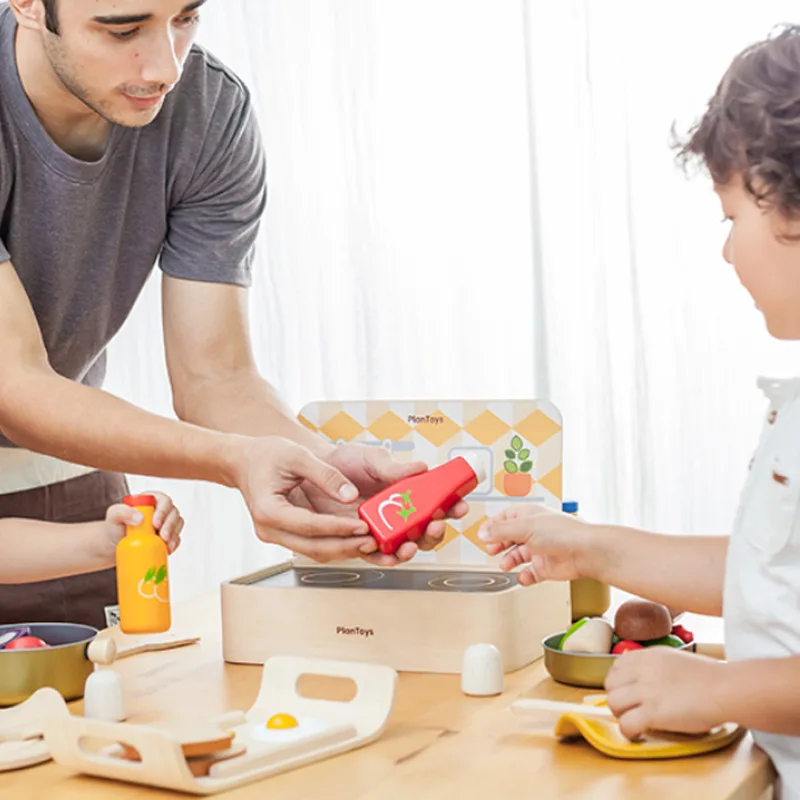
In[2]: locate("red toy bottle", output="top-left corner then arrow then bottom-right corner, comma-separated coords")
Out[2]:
358,456 -> 487,554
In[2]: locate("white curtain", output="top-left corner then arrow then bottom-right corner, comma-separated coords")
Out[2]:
105,0 -> 800,602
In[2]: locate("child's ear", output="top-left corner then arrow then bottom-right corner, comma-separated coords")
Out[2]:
8,0 -> 46,33
772,211 -> 800,244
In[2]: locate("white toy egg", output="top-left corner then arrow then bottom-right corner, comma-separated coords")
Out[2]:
249,713 -> 331,744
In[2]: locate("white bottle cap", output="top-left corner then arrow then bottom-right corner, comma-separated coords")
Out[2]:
459,453 -> 488,484
461,643 -> 504,696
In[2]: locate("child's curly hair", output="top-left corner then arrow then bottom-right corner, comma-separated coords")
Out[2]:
678,25 -> 800,219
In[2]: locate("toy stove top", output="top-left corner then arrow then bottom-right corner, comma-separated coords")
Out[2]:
252,566 -> 517,594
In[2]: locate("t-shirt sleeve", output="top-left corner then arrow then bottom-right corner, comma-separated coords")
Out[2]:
159,86 -> 266,287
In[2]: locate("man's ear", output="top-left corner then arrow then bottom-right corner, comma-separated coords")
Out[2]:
8,0 -> 46,33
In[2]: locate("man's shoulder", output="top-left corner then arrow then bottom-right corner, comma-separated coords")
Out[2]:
155,44 -> 253,142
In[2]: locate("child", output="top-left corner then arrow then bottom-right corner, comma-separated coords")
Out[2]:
479,25 -> 800,798
0,492 -> 183,584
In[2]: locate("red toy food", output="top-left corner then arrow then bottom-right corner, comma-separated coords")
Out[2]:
4,636 -> 49,649
671,624 -> 694,644
358,456 -> 486,555
612,640 -> 645,655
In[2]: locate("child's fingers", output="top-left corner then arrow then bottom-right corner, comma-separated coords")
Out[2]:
159,507 -> 184,553
106,503 -> 143,527
149,492 -> 174,529
478,517 -> 533,545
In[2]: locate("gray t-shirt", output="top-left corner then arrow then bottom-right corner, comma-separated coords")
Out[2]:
0,5 -> 267,449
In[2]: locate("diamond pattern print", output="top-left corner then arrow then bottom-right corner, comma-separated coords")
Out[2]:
537,464 -> 562,498
434,522 -> 461,551
515,410 -> 561,447
368,412 -> 411,443
460,515 -> 490,553
319,411 -> 364,442
464,411 -> 511,445
415,411 -> 460,447
297,399 -> 563,567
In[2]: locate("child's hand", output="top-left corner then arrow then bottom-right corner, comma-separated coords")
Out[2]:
477,504 -> 590,585
604,647 -> 729,739
104,492 -> 184,555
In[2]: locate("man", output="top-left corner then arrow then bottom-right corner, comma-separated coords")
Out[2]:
0,0 -> 464,628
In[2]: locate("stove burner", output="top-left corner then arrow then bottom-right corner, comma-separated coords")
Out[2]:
299,570 -> 385,587
427,574 -> 512,591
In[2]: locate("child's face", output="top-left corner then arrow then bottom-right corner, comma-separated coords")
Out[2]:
716,176 -> 800,340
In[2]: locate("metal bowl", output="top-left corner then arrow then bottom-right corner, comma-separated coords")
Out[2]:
0,623 -> 99,706
542,632 -> 696,689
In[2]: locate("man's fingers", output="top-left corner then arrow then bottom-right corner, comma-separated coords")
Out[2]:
255,499 -> 368,540
258,529 -> 378,564
364,449 -> 428,484
444,500 -> 469,520
287,448 -> 360,505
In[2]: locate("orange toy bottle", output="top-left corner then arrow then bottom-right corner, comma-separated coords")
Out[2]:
116,494 -> 171,634
358,456 -> 487,555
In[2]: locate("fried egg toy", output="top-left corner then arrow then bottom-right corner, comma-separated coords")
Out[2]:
249,713 -> 332,744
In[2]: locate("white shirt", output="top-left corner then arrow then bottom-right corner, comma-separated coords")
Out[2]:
0,447 -> 95,495
724,377 -> 800,800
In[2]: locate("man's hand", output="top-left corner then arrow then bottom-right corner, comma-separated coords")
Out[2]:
233,437 -> 468,565
294,443 -> 469,566
604,647 -> 729,740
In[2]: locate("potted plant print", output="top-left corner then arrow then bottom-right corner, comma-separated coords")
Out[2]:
503,435 -> 533,496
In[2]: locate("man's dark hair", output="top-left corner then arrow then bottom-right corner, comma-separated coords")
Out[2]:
677,25 -> 800,220
42,0 -> 59,35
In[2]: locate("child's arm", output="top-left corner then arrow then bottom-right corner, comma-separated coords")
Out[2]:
723,656 -> 800,735
0,493 -> 184,584
479,505 -> 727,616
0,518 -> 116,583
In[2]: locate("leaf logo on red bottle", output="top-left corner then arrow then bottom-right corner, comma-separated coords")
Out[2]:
376,491 -> 416,531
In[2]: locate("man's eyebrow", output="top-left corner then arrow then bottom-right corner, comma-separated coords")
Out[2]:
93,0 -> 206,26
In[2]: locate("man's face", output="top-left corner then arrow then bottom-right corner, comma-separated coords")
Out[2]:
716,176 -> 800,340
40,0 -> 204,127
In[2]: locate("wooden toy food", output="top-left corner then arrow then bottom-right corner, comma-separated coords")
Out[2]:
611,640 -> 644,655
358,456 -> 486,555
4,637 -> 49,650
613,599 -> 671,642
117,495 -> 171,634
559,618 -> 614,654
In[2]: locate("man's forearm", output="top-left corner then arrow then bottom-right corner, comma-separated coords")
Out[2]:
0,367 -> 242,485
722,657 -> 800,734
589,526 -> 727,616
174,369 -> 333,459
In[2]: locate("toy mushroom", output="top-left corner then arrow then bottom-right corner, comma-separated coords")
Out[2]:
614,599 -> 672,642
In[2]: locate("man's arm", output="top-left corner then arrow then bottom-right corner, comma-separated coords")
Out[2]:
0,260 -> 241,483
0,260 -> 367,552
162,275 -> 331,457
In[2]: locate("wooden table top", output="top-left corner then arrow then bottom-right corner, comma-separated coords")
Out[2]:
0,591 -> 776,799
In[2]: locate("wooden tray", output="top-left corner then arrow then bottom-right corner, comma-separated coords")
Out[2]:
43,655 -> 397,795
